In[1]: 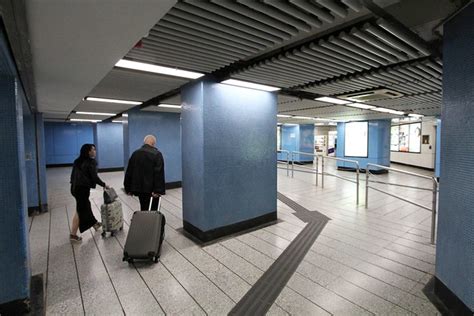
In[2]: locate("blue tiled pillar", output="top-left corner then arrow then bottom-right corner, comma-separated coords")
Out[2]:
280,124 -> 314,163
181,80 -> 277,242
336,120 -> 390,172
0,76 -> 30,307
23,111 -> 48,214
435,4 -> 474,313
94,122 -> 124,171
123,109 -> 182,184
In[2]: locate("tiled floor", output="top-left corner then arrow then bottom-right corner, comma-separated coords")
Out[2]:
30,162 -> 440,315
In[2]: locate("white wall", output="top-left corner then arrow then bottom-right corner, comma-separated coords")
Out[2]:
391,118 -> 437,169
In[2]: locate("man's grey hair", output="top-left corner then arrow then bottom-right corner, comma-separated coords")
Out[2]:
143,135 -> 156,145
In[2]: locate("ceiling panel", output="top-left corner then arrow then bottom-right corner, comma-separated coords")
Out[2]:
74,100 -> 136,113
88,68 -> 189,101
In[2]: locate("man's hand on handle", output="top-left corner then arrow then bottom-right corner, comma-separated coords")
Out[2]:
152,192 -> 161,198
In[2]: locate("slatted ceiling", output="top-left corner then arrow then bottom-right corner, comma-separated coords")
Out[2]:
232,20 -> 431,89
125,0 -> 365,75
303,59 -> 442,96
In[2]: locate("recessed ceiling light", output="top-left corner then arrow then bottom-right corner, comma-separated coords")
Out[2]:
372,107 -> 405,115
221,79 -> 281,92
70,119 -> 101,123
158,104 -> 182,109
345,103 -> 376,110
277,114 -> 292,118
84,96 -> 142,105
408,113 -> 424,118
75,111 -> 116,116
293,116 -> 314,120
115,59 -> 204,79
315,97 -> 351,104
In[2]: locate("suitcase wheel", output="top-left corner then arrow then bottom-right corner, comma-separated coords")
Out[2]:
153,256 -> 159,263
119,226 -> 123,231
128,258 -> 134,264
101,232 -> 106,238
110,231 -> 115,237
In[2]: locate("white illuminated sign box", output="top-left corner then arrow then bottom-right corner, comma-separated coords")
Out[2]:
344,121 -> 368,157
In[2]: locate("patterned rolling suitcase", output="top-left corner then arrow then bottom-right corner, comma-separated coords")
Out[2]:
100,200 -> 124,237
123,197 -> 166,263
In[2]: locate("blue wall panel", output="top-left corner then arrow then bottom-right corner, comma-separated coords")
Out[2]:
299,124 -> 315,162
95,123 -> 124,169
337,120 -> 390,170
0,43 -> 30,304
125,109 -> 182,183
436,4 -> 474,311
182,81 -> 277,232
44,122 -> 94,165
23,109 -> 39,208
281,124 -> 314,162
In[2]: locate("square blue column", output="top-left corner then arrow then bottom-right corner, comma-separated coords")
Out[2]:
94,122 -> 124,171
280,124 -> 314,163
435,3 -> 474,313
0,76 -> 30,307
123,109 -> 182,185
181,81 -> 277,242
336,120 -> 390,172
23,111 -> 48,214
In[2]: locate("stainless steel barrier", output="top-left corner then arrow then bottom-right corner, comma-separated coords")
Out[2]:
365,163 -> 438,244
277,150 -> 290,176
318,155 -> 360,204
290,151 -> 319,186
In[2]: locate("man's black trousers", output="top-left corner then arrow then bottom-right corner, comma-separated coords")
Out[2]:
138,193 -> 159,211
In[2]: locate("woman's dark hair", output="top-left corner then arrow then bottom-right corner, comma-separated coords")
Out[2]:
74,144 -> 95,166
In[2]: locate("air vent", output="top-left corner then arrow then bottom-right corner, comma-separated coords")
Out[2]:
339,89 -> 403,102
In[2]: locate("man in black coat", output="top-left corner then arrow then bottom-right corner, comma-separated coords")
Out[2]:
124,135 -> 165,210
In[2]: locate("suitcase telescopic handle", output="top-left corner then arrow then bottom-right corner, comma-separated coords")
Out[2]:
149,196 -> 161,212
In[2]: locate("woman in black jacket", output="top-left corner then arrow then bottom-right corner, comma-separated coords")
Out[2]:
69,144 -> 108,241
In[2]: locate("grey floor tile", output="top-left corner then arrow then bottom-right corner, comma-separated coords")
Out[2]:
327,278 -> 410,315
203,243 -> 263,285
288,273 -> 373,315
29,211 -> 50,276
275,287 -> 330,315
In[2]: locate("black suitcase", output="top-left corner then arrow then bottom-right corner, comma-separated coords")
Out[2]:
123,197 -> 166,263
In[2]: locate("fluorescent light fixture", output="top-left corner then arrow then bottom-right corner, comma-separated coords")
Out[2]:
122,114 -> 128,117
328,122 -> 337,126
221,79 -> 281,92
372,107 -> 405,115
115,59 -> 204,79
345,103 -> 376,110
85,96 -> 142,105
315,97 -> 351,104
313,117 -> 333,121
112,120 -> 123,123
75,111 -> 116,116
158,104 -> 182,109
408,113 -> 424,118
277,114 -> 292,118
293,116 -> 314,120
70,119 -> 101,123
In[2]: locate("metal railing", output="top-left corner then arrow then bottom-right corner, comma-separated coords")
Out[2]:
290,151 -> 319,186
319,155 -> 360,204
365,163 -> 438,244
277,150 -> 290,176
